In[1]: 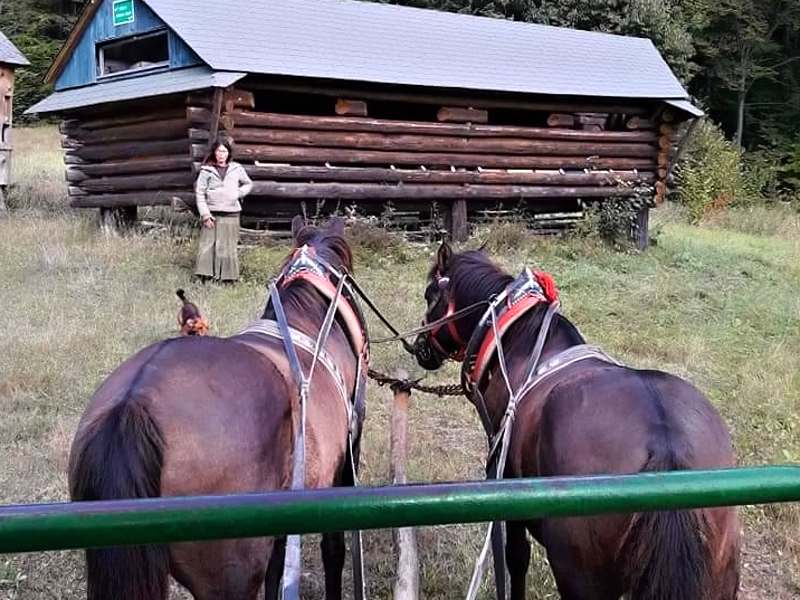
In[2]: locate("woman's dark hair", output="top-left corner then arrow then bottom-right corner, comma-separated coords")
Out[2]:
202,138 -> 234,165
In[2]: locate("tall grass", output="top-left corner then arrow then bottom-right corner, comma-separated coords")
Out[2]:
1,127 -> 798,598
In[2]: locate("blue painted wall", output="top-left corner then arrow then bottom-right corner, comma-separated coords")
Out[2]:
55,0 -> 201,90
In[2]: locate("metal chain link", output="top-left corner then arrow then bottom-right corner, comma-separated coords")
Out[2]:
367,368 -> 463,397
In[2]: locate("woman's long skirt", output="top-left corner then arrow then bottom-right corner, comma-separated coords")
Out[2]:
194,212 -> 240,281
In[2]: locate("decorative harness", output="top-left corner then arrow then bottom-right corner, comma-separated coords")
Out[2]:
429,268 -> 620,600
236,244 -> 369,600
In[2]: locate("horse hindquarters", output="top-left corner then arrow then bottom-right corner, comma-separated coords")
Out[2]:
69,395 -> 169,600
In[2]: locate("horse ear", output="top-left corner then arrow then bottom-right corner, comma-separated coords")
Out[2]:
291,215 -> 306,243
437,241 -> 453,272
327,216 -> 345,237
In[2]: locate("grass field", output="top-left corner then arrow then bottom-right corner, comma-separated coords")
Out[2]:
1,127 -> 799,599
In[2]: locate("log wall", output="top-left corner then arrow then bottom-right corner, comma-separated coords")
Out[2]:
59,83 -> 685,240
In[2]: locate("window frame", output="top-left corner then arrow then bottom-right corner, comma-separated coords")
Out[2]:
96,29 -> 170,80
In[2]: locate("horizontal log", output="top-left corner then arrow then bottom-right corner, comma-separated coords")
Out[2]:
248,182 -> 638,200
62,118 -> 190,144
657,152 -> 669,168
230,111 -> 658,143
437,107 -> 488,124
187,90 -> 255,110
77,171 -> 194,193
250,80 -> 651,115
336,99 -> 368,117
65,107 -> 187,131
68,139 -> 191,162
658,136 -> 674,151
187,107 -> 213,125
547,114 -> 575,128
576,114 -> 607,127
232,128 -> 656,157
69,156 -> 193,178
68,186 -> 87,197
71,191 -> 195,209
244,164 -> 655,186
189,128 -> 211,142
235,145 -> 656,170
626,117 -> 655,130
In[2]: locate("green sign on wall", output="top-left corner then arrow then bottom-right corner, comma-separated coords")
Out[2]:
113,0 -> 135,26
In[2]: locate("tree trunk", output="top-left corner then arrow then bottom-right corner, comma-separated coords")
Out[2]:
735,90 -> 745,148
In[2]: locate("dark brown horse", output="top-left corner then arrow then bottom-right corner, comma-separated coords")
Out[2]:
414,242 -> 740,600
68,217 -> 366,600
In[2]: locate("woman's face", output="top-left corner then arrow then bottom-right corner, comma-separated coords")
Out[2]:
214,145 -> 230,165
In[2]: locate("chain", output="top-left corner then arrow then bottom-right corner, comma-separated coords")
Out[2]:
367,368 -> 464,397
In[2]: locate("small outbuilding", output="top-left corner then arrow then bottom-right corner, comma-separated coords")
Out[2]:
27,0 -> 702,242
0,31 -> 30,211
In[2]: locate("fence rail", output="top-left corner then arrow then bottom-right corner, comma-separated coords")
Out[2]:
1,466 -> 799,554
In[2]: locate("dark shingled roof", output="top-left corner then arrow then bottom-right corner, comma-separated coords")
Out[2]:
0,31 -> 30,67
144,0 -> 690,100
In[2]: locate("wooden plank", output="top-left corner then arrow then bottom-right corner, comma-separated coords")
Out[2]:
62,118 -> 190,144
437,107 -> 488,124
236,144 -> 656,170
244,164 -> 655,185
627,116 -> 655,130
71,191 -> 195,208
335,99 -> 368,117
71,107 -> 187,131
187,107 -> 213,125
232,128 -> 656,157
70,156 -> 193,178
77,171 -> 194,193
247,181 -> 638,200
230,111 -> 658,143
68,139 -> 191,162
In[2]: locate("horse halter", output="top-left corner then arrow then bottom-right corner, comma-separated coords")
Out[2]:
422,273 -> 468,362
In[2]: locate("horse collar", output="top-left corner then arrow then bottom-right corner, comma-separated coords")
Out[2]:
278,245 -> 367,358
464,268 -> 551,389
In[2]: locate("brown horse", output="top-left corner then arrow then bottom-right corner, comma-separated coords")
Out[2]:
413,242 -> 740,600
68,217 -> 366,600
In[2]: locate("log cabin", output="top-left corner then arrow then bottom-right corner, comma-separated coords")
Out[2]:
26,0 -> 702,244
0,31 -> 30,211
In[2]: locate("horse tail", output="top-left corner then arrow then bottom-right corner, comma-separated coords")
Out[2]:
621,452 -> 712,600
69,394 -> 169,600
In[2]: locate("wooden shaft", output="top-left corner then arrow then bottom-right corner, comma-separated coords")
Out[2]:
229,110 -> 658,142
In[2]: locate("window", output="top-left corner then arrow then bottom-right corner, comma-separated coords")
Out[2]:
97,31 -> 169,77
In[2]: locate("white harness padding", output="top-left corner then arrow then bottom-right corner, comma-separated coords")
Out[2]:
237,319 -> 350,418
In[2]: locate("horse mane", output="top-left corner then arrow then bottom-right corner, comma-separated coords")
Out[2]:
445,250 -> 585,347
261,227 -> 353,321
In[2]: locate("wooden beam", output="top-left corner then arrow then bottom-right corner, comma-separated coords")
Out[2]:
627,116 -> 655,130
77,171 -> 194,193
67,139 -> 191,162
67,108 -> 187,131
62,118 -> 190,144
244,164 -> 655,185
449,200 -> 469,241
547,113 -> 575,128
437,107 -> 488,124
235,144 -> 656,170
335,99 -> 368,117
230,111 -> 658,143
71,191 -> 195,208
247,181 -> 638,200
187,107 -> 213,125
232,128 -> 656,157
208,87 -> 225,147
69,156 -> 193,178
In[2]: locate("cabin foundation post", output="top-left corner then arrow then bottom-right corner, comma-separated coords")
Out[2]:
633,207 -> 650,250
447,199 -> 469,242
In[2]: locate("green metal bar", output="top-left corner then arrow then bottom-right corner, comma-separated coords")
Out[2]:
0,466 -> 798,554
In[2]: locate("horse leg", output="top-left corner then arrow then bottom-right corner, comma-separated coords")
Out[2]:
321,531 -> 347,600
264,536 -> 286,600
506,521 -> 531,600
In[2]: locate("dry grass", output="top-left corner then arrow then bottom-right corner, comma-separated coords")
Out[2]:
1,127 -> 799,599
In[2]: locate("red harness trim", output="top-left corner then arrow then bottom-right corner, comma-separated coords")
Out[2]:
427,298 -> 467,361
281,269 -> 367,358
469,292 -> 547,386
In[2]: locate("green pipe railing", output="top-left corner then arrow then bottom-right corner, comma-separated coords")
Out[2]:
1,466 -> 798,554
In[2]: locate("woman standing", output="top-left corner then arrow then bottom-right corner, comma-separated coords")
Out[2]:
194,139 -> 253,282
